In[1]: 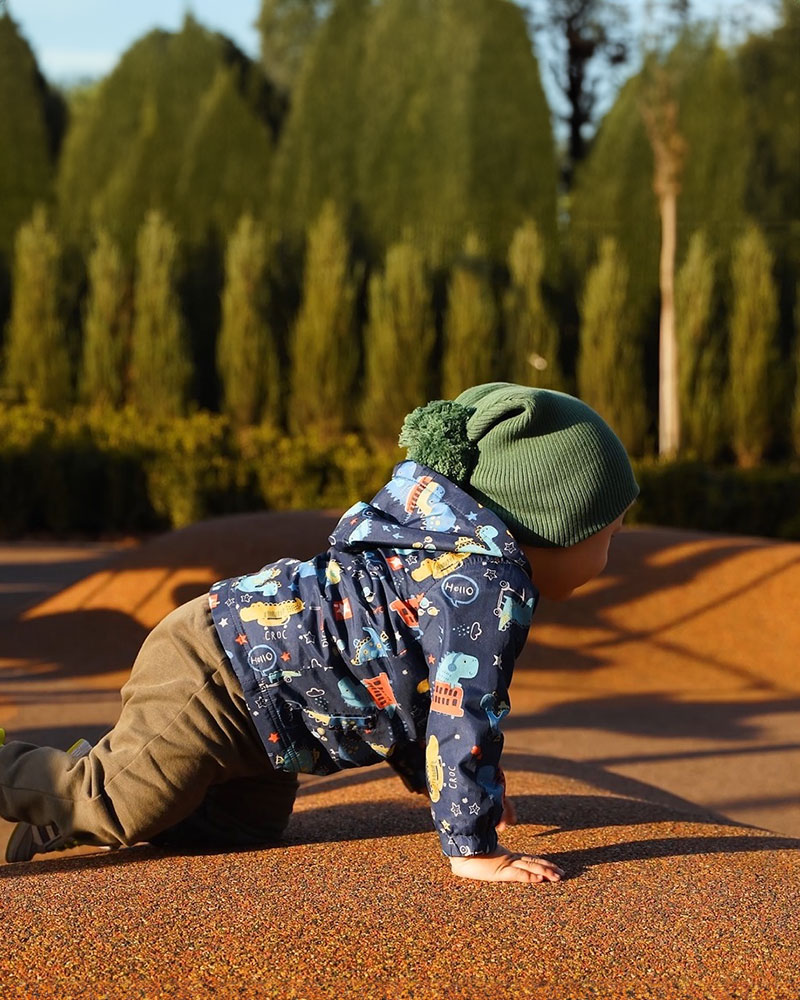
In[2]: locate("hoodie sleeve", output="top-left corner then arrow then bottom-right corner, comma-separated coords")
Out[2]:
422,561 -> 536,858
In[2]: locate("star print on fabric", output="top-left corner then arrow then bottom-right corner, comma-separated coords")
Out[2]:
225,597 -> 236,607
484,569 -> 498,581
299,632 -> 314,644
427,654 -> 436,665
466,511 -> 478,522
240,593 -> 254,604
441,820 -> 452,832
450,803 -> 462,816
268,732 -> 280,743
493,654 -> 503,667
469,803 -> 481,815
281,651 -> 291,662
235,634 -> 248,646
219,618 -> 229,627
504,541 -> 517,553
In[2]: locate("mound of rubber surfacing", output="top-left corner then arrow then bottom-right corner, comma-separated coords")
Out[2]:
1,756 -> 798,1000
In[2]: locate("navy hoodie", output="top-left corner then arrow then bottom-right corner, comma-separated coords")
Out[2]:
208,461 -> 538,857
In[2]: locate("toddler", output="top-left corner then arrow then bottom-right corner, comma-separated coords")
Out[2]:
0,383 -> 638,884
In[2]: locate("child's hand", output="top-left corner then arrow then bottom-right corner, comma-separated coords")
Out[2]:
449,846 -> 564,884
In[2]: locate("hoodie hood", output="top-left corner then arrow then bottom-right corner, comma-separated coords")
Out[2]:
329,461 -> 531,576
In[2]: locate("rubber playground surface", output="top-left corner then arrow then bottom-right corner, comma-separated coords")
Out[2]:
1,512 -> 799,998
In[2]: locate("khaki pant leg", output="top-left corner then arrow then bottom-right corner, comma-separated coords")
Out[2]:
0,595 -> 295,848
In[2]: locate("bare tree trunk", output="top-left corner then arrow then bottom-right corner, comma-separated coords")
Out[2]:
658,188 -> 679,456
641,63 -> 686,460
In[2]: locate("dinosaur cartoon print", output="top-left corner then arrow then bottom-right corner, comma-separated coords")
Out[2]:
240,598 -> 305,628
350,626 -> 392,665
411,550 -> 470,581
430,651 -> 480,718
494,582 -> 536,631
235,566 -> 282,597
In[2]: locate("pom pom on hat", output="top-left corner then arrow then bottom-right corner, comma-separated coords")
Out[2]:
398,399 -> 478,485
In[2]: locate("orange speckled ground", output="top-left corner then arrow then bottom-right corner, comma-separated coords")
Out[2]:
1,514 -> 799,998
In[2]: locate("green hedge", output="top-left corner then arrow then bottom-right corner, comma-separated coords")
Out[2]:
1,406 -> 798,542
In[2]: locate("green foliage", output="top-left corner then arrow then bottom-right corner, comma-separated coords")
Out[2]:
502,219 -> 563,389
793,284 -> 800,459
738,2 -> 800,337
3,204 -> 71,410
629,460 -> 800,542
2,404 -> 800,542
569,36 -> 750,336
217,213 -> 275,426
256,0 -> 326,93
270,0 -> 371,244
0,404 -> 397,536
361,237 -> 436,440
129,211 -> 192,419
0,14 -> 64,259
56,16 -> 280,257
273,0 -> 557,265
174,66 -> 275,246
441,232 -> 499,399
675,230 -> 725,461
577,237 -> 647,455
728,223 -> 780,468
288,200 -> 359,436
80,228 -> 131,409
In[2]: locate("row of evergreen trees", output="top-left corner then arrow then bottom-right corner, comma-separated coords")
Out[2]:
4,199 -> 795,466
0,2 -> 798,464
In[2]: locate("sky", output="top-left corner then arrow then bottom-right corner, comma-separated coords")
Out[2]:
5,0 -> 781,88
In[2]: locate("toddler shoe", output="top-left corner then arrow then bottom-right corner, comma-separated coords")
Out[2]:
5,738 -> 92,863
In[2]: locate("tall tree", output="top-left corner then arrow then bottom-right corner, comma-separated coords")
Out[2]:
675,230 -> 724,461
728,223 -> 779,468
256,0 -> 328,93
523,0 -> 629,182
57,15 -> 282,258
129,211 -> 192,418
442,232 -> 499,399
217,213 -> 275,426
361,237 -> 436,440
640,57 -> 686,458
274,0 -> 557,265
3,204 -> 71,410
503,219 -> 563,389
288,200 -> 359,436
0,12 -> 65,258
577,237 -> 646,455
570,34 -> 750,393
80,228 -> 131,409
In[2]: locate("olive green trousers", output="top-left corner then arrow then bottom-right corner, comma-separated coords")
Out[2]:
0,595 -> 298,849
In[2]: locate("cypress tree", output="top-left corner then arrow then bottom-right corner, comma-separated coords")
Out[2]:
288,200 -> 359,436
675,230 -> 725,461
441,232 -> 498,399
218,213 -> 275,426
570,36 -> 750,338
3,204 -> 71,410
57,16 -> 281,258
361,237 -> 436,440
129,210 -> 192,418
503,219 -> 563,389
80,228 -> 131,409
728,223 -> 780,468
0,13 -> 64,259
270,0 -> 371,245
577,237 -> 647,455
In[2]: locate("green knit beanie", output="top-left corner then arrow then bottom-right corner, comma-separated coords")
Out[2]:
398,382 -> 639,547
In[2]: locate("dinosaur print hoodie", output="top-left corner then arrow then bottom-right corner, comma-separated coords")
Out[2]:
208,460 -> 538,857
